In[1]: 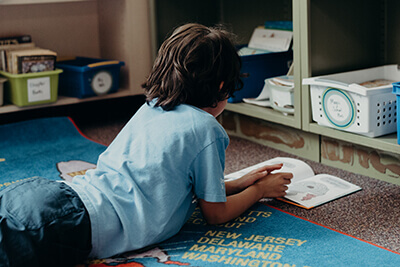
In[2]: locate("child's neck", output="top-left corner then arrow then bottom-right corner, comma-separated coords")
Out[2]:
201,99 -> 227,118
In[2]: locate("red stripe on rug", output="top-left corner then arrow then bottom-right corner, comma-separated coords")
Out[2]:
68,117 -> 108,146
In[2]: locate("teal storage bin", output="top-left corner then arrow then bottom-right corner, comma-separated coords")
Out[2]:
392,82 -> 400,144
56,57 -> 125,98
229,47 -> 293,103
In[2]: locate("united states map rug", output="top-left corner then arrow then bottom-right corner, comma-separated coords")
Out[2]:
86,203 -> 399,267
0,117 -> 106,188
0,117 -> 399,266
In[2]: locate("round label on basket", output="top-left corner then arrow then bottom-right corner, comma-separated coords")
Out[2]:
91,71 -> 113,95
322,88 -> 355,128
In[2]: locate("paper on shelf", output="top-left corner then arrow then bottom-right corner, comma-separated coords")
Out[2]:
242,98 -> 271,107
248,28 -> 293,52
242,81 -> 271,107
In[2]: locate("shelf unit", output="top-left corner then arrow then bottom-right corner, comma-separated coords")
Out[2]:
0,0 -> 153,114
155,0 -> 400,154
152,0 -> 301,129
299,0 -> 400,154
0,89 -> 133,114
0,0 -> 88,4
223,0 -> 304,129
1,0 -> 399,158
153,0 -> 400,182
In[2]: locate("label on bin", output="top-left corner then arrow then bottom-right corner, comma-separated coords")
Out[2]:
322,88 -> 355,128
27,76 -> 51,102
91,71 -> 112,95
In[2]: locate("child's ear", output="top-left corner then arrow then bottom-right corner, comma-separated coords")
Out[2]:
219,81 -> 225,90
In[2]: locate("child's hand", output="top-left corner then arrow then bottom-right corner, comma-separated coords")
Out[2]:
202,164 -> 292,225
239,163 -> 284,188
255,171 -> 293,198
225,164 -> 284,195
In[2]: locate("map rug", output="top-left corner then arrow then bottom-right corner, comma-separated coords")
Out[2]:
0,116 -> 106,188
0,117 -> 399,266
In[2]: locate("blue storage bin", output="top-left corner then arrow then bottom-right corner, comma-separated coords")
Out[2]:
392,82 -> 400,144
56,57 -> 125,98
229,47 -> 293,103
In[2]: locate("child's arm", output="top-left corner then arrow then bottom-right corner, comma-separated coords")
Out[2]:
198,164 -> 292,225
224,164 -> 284,196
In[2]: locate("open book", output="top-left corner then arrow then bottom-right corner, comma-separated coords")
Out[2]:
225,157 -> 362,209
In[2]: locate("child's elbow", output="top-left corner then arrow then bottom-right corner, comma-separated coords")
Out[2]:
199,200 -> 229,225
204,217 -> 219,225
203,213 -> 227,225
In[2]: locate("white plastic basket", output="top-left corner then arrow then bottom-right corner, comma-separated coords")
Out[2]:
303,65 -> 399,137
268,75 -> 294,115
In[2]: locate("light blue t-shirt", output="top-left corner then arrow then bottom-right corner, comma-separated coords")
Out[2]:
68,100 -> 229,258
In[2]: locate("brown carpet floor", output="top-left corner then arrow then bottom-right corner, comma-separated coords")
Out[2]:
70,98 -> 400,254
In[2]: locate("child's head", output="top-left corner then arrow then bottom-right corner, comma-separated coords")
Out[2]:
142,23 -> 243,110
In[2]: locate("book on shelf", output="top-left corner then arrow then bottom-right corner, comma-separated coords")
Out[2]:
12,49 -> 57,74
225,157 -> 362,209
4,48 -> 56,74
0,34 -> 57,74
0,34 -> 32,46
0,42 -> 36,72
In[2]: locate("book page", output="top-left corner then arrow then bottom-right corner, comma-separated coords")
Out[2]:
225,157 -> 314,185
284,174 -> 362,209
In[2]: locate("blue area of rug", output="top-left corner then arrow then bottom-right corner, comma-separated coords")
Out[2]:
104,204 -> 400,267
0,117 -> 106,188
0,117 -> 399,266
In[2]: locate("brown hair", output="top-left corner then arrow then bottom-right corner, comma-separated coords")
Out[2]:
142,23 -> 243,110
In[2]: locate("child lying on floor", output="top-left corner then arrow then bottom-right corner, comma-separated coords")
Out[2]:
0,23 -> 293,266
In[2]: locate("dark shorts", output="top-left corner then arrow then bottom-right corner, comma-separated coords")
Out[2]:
0,177 -> 92,267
